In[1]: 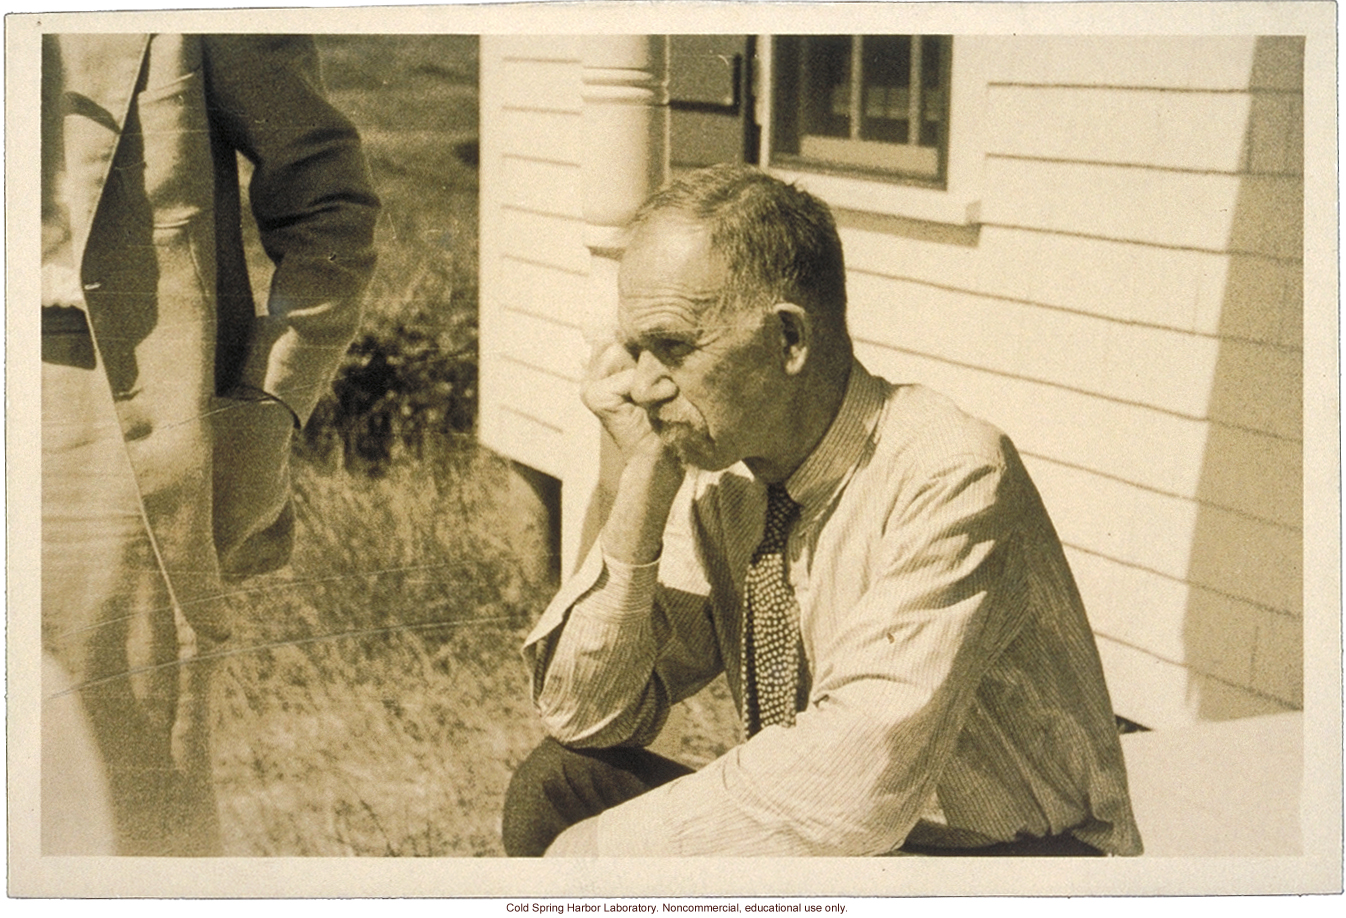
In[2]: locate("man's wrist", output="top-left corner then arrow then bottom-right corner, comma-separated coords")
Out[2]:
620,447 -> 684,496
602,450 -> 685,565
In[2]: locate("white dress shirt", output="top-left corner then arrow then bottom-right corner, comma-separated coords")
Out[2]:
523,361 -> 1143,856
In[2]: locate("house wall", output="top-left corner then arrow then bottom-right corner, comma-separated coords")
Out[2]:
479,35 -> 1304,729
478,35 -> 595,561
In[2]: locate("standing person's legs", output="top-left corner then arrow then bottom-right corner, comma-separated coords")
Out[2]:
502,737 -> 695,856
42,325 -> 221,856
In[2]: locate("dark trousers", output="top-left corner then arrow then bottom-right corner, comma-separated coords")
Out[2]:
502,737 -> 694,856
502,737 -> 1104,857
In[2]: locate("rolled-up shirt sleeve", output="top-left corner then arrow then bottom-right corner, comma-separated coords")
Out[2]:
523,478 -> 722,749
584,451 -> 1033,856
530,552 -> 666,746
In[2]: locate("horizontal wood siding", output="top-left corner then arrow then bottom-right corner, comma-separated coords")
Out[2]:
986,86 -> 1253,172
982,35 -> 1299,91
499,207 -> 588,274
499,58 -> 582,113
845,36 -> 1303,726
842,225 -> 1301,347
480,37 -> 589,480
501,156 -> 583,218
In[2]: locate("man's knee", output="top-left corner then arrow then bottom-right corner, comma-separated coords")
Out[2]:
502,737 -> 693,857
503,737 -> 583,856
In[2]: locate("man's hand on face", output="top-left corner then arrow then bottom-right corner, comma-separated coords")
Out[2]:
581,340 -> 687,564
582,340 -> 670,464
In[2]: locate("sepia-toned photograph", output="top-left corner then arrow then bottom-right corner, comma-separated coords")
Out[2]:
5,0 -> 1340,900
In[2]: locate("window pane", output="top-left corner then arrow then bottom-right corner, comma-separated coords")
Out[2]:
770,34 -> 952,185
800,36 -> 852,139
860,36 -> 911,144
919,35 -> 945,147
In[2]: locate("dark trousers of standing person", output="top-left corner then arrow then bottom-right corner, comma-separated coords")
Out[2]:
502,737 -> 1106,857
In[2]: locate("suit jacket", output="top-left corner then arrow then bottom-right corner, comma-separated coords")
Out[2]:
44,34 -> 379,639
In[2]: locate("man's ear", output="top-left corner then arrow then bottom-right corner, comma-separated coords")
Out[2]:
772,303 -> 811,375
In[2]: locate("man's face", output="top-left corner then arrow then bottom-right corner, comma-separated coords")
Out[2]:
616,214 -> 781,471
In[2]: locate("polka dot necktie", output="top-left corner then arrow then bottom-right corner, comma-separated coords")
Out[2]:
741,483 -> 804,737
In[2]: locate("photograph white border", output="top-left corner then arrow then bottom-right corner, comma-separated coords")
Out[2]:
6,0 -> 1340,899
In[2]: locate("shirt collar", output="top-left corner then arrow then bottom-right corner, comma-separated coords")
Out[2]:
783,359 -> 887,515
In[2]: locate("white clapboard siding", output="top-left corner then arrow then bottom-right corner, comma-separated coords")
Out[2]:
1249,611 -> 1304,706
984,158 -> 1302,259
853,343 -> 1301,604
1225,174 -> 1304,260
1070,546 -> 1303,710
489,307 -> 586,383
1067,548 -> 1261,687
847,272 -> 1222,419
1247,92 -> 1305,175
1023,454 -> 1300,617
983,158 -> 1239,252
986,86 -> 1254,172
498,256 -> 587,328
491,407 -> 568,480
480,37 -> 588,476
843,224 -> 1300,348
492,34 -> 582,61
502,155 -> 583,218
499,58 -> 582,113
983,35 -> 1301,92
1097,636 -> 1294,730
1191,424 -> 1301,530
501,108 -> 583,164
855,342 -> 1207,505
499,207 -> 589,274
489,355 -> 583,438
1200,251 -> 1302,348
954,35 -> 1299,722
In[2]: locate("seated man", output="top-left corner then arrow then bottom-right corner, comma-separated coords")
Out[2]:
502,164 -> 1142,857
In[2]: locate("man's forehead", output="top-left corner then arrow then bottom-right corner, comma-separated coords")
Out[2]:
622,212 -> 716,272
618,212 -> 726,331
616,296 -> 708,339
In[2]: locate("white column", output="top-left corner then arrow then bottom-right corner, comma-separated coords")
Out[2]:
579,35 -> 670,328
564,36 -> 669,572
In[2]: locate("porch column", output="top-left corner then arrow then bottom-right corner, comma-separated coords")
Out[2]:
566,35 -> 669,572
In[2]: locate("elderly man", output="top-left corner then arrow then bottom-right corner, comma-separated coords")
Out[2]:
502,165 -> 1141,857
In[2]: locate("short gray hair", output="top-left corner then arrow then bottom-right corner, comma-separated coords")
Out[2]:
631,165 -> 847,330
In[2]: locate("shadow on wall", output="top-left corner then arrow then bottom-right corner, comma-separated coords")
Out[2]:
1184,36 -> 1304,720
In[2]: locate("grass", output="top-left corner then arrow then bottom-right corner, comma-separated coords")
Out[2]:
212,35 -> 737,857
212,446 -> 553,856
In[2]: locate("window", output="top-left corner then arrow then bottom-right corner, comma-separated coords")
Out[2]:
770,35 -> 952,186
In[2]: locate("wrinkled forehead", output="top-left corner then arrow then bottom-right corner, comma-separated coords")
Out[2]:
621,211 -> 719,280
617,213 -> 727,328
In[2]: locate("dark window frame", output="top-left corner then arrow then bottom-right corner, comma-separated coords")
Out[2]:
769,34 -> 953,189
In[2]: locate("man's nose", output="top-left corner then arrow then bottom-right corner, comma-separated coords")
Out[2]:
630,350 -> 677,407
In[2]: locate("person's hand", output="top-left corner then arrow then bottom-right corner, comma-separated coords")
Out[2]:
582,341 -> 668,463
582,341 -> 685,565
212,392 -> 297,578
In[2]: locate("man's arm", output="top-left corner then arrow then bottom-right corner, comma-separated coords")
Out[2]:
523,342 -> 719,747
203,34 -> 380,425
572,445 -> 1032,856
200,35 -> 379,574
